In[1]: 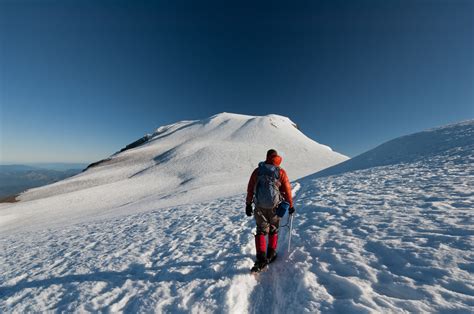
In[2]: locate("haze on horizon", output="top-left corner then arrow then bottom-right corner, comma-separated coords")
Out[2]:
0,0 -> 472,164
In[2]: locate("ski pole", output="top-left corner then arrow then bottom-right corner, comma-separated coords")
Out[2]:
288,214 -> 294,253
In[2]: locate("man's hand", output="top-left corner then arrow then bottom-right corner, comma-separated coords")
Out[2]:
246,204 -> 253,217
289,207 -> 296,215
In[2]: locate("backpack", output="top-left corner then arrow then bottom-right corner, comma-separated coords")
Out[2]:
254,162 -> 282,209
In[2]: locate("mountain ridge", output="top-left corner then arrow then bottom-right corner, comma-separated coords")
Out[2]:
311,119 -> 474,179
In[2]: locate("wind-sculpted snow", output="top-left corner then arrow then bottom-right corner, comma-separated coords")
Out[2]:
1,195 -> 257,312
313,119 -> 474,178
1,123 -> 473,312
286,152 -> 473,312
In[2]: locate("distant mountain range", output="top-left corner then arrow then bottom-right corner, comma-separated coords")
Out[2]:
0,163 -> 88,199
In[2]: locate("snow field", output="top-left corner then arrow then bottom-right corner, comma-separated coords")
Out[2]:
288,152 -> 473,312
1,195 -> 258,312
1,147 -> 472,312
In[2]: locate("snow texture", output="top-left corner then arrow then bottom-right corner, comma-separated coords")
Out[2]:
1,118 -> 473,313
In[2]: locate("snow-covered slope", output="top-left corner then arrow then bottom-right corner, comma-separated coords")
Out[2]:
0,113 -> 347,234
286,120 -> 473,312
313,119 -> 474,178
1,120 -> 472,312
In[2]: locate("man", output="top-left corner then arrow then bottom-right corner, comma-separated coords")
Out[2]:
246,149 -> 295,272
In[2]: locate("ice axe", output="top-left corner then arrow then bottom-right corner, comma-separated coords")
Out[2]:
288,213 -> 294,253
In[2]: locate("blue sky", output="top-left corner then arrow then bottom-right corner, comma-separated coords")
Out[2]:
1,0 -> 473,163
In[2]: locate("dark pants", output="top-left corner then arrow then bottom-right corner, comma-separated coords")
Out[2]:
254,206 -> 280,235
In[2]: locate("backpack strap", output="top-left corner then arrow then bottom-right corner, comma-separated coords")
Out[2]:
274,166 -> 281,180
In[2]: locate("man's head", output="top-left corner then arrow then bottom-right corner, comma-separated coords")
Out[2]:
265,149 -> 282,166
266,149 -> 278,159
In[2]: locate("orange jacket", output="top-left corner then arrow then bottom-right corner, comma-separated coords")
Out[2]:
246,154 -> 293,208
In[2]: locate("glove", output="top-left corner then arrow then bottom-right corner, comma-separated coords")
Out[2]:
246,204 -> 253,217
289,207 -> 295,215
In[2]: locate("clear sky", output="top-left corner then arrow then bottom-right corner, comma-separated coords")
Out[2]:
1,0 -> 473,163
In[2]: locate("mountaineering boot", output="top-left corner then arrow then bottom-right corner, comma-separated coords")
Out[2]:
267,233 -> 278,263
251,234 -> 268,273
266,248 -> 277,263
251,252 -> 268,273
